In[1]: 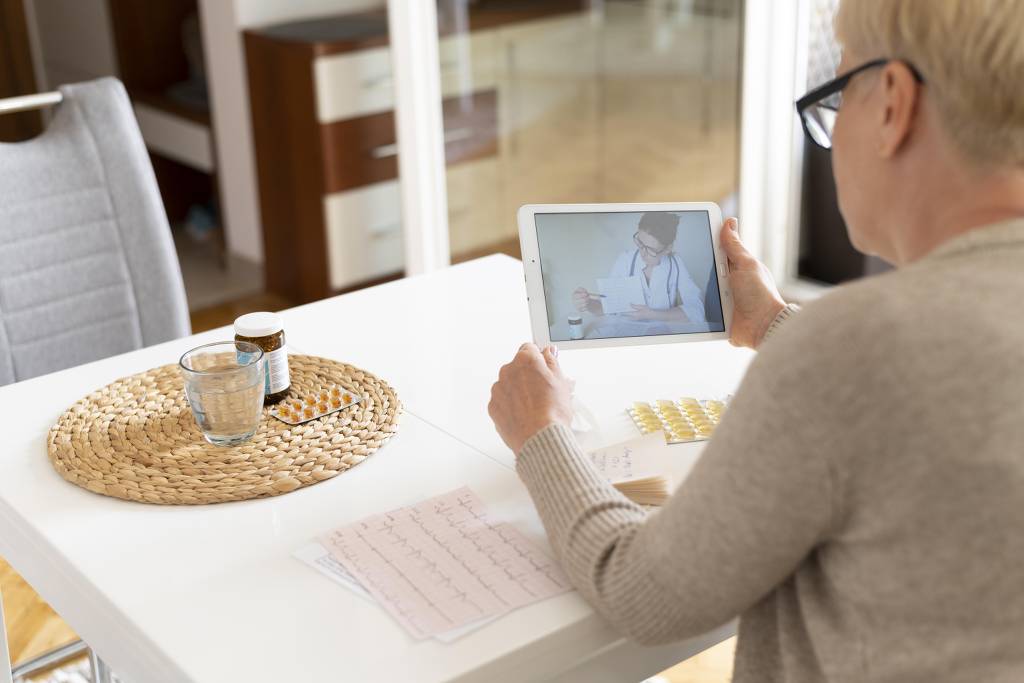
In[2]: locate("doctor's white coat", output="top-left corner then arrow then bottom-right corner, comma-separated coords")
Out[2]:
609,250 -> 706,322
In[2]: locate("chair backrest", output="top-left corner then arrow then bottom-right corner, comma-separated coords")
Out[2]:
0,78 -> 190,385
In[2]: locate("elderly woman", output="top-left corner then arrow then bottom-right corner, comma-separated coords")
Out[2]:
488,1 -> 1024,680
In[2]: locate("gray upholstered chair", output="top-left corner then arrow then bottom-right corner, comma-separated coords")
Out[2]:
0,77 -> 190,387
0,77 -> 190,682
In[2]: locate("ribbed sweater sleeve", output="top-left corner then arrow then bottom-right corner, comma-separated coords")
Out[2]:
763,303 -> 801,342
516,330 -> 837,645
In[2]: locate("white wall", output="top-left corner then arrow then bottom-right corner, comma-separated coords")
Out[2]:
27,0 -> 118,89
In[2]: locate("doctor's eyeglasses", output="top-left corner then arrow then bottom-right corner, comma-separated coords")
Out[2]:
633,232 -> 671,257
795,58 -> 924,150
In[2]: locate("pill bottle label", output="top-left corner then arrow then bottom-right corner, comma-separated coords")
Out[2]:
264,346 -> 290,394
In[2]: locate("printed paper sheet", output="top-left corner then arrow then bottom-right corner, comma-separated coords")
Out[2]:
320,487 -> 571,640
588,431 -> 671,483
596,275 -> 646,314
293,542 -> 496,642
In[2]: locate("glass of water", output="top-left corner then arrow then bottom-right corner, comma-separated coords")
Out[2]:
179,341 -> 265,446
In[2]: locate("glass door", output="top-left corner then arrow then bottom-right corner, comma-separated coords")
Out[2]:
428,0 -> 745,264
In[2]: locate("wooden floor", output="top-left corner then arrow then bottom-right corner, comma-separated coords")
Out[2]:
1,557 -> 79,669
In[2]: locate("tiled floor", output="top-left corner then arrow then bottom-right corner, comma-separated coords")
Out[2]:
172,228 -> 264,313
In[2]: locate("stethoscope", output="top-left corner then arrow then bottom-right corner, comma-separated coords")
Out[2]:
629,250 -> 681,306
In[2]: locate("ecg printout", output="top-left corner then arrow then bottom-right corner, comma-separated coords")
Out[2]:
292,542 -> 496,642
321,487 -> 572,640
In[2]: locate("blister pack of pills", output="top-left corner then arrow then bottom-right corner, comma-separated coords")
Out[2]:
270,386 -> 362,425
628,398 -> 727,444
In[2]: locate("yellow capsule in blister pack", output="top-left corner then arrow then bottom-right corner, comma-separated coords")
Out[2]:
665,429 -> 696,443
627,396 -> 730,443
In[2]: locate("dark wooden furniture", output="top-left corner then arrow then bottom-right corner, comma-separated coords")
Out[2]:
245,4 -> 586,304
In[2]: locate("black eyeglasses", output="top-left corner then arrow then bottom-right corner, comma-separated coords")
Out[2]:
795,58 -> 925,150
633,232 -> 670,257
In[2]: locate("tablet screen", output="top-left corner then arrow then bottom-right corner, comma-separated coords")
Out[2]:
535,210 -> 725,341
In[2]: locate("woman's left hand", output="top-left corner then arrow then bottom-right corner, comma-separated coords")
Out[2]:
489,344 -> 575,454
627,304 -> 659,321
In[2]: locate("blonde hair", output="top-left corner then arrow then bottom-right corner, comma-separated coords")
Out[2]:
835,0 -> 1024,168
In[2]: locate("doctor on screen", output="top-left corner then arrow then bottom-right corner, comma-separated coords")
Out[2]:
572,212 -> 706,323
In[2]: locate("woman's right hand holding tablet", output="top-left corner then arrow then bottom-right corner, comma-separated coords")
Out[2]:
720,217 -> 788,349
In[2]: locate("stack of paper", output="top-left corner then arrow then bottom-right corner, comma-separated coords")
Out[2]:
596,275 -> 646,315
295,487 -> 572,642
588,432 -> 674,505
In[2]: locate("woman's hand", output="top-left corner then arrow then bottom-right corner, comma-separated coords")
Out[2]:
489,344 -> 575,454
720,217 -> 787,349
572,287 -> 602,314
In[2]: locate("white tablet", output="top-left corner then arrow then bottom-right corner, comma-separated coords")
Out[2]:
518,202 -> 732,349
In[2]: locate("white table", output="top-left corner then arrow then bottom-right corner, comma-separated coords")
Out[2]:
0,255 -> 753,683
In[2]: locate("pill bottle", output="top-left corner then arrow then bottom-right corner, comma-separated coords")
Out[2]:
234,312 -> 290,404
568,315 -> 584,340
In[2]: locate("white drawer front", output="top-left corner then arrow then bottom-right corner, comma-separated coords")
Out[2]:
133,102 -> 214,172
324,181 -> 403,290
315,31 -> 501,124
314,45 -> 393,124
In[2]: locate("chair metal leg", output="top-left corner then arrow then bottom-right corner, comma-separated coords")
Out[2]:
88,649 -> 112,683
1,586 -> 12,683
11,640 -> 89,681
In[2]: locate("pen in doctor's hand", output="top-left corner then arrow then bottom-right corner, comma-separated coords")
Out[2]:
587,294 -> 607,299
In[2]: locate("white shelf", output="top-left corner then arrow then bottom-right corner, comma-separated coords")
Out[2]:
133,102 -> 215,173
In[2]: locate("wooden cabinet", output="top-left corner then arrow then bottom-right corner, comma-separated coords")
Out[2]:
245,5 -> 587,303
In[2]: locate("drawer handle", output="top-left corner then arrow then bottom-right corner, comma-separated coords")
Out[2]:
370,222 -> 401,238
361,60 -> 460,90
370,127 -> 476,160
361,74 -> 392,89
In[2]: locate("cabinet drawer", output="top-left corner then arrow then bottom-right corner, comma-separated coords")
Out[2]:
314,30 -> 501,124
324,180 -> 403,290
321,89 -> 498,194
325,154 -> 506,289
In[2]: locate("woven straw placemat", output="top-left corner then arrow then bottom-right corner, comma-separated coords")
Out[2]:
47,355 -> 401,505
